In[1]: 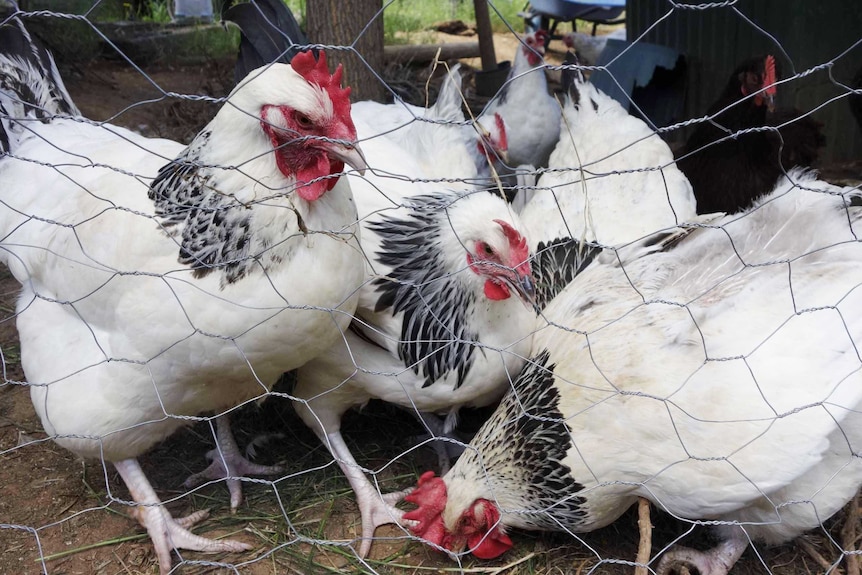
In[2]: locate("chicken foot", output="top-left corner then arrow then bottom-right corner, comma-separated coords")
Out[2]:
325,431 -> 418,557
656,526 -> 749,575
183,414 -> 284,509
411,410 -> 466,474
115,458 -> 251,575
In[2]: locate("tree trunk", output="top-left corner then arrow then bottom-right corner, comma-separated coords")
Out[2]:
306,0 -> 385,103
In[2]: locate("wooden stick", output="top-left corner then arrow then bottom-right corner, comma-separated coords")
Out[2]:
796,536 -> 839,573
634,497 -> 653,575
472,0 -> 497,71
383,42 -> 481,64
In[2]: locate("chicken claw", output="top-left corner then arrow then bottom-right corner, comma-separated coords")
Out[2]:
183,415 -> 284,509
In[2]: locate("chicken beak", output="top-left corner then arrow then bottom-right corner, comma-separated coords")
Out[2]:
325,142 -> 368,176
506,272 -> 536,307
765,93 -> 776,114
495,146 -> 510,167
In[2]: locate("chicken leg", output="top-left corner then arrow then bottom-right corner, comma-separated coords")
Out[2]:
411,410 -> 466,474
114,458 -> 251,575
325,431 -> 417,557
183,414 -> 284,509
656,526 -> 750,575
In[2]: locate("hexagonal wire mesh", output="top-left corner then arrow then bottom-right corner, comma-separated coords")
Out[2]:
1,1 -> 861,574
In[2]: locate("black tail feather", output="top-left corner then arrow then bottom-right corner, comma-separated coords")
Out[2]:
560,49 -> 585,102
533,237 -> 602,309
221,0 -> 309,85
0,14 -> 78,153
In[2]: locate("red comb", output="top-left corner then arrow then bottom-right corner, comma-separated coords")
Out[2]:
523,30 -> 547,64
534,29 -> 549,45
493,113 -> 508,152
404,471 -> 448,547
764,55 -> 777,97
290,51 -> 353,115
494,219 -> 531,275
291,51 -> 329,87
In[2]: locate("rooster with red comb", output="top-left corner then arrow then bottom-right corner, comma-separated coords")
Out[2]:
405,170 -> 862,575
0,14 -> 367,573
479,30 -> 561,176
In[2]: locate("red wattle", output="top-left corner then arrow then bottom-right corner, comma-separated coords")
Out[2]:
468,529 -> 514,559
484,279 -> 511,301
295,153 -> 335,201
327,159 -> 345,192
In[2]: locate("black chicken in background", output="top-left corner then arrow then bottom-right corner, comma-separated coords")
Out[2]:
677,54 -> 825,215
769,105 -> 826,170
221,0 -> 308,84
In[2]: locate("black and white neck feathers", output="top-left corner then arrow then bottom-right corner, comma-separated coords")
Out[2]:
367,192 -> 483,389
148,140 -> 260,285
444,350 -> 587,531
532,238 -> 602,310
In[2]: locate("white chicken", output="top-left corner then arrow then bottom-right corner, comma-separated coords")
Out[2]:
0,18 -> 366,575
292,116 -> 538,558
350,64 -> 509,188
405,170 -> 862,575
521,73 -> 699,307
480,29 -> 560,172
561,28 -> 626,67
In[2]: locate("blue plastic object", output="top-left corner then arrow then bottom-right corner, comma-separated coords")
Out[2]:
523,0 -> 625,38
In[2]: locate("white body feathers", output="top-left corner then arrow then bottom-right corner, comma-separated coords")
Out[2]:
445,172 -> 862,548
521,79 -> 698,249
0,64 -> 365,461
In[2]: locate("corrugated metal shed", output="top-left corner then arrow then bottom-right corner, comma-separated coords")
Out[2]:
627,0 -> 862,163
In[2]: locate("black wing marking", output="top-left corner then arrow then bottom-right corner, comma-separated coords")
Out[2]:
148,139 -> 255,285
368,193 -> 479,390
532,237 -> 602,309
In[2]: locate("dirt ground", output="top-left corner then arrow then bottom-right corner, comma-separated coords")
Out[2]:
0,30 -> 859,575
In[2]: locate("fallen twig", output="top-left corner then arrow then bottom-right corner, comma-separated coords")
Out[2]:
35,533 -> 149,563
797,536 -> 840,573
635,497 -> 653,575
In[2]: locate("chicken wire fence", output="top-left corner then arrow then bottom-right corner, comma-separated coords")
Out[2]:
0,1 -> 861,574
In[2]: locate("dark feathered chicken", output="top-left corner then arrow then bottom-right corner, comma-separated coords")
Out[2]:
221,0 -> 308,82
678,55 -> 825,214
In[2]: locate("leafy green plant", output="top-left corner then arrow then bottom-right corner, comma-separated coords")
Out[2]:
142,0 -> 172,23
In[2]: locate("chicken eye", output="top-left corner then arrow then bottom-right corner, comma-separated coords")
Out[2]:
295,113 -> 313,129
483,243 -> 494,256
